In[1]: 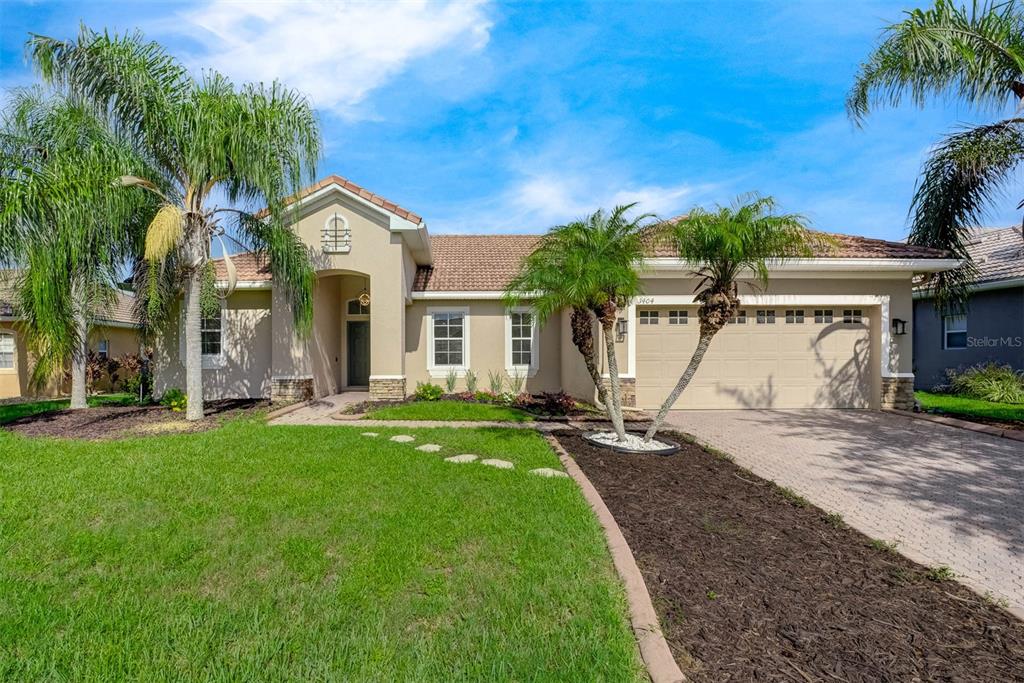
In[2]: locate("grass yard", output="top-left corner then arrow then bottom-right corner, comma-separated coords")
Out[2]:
0,418 -> 640,681
0,393 -> 137,424
916,391 -> 1024,427
365,399 -> 534,422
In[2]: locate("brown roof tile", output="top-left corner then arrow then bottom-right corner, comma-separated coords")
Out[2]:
212,252 -> 273,282
257,174 -> 422,224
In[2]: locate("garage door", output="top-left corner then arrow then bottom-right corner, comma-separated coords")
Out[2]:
635,306 -> 874,409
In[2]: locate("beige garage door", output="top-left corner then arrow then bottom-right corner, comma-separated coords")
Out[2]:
635,306 -> 874,409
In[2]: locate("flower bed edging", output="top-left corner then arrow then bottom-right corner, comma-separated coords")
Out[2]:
544,434 -> 687,683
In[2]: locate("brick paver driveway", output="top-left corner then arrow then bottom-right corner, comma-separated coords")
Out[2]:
666,410 -> 1024,618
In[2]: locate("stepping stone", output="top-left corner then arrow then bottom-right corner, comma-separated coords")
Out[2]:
390,435 -> 415,443
530,467 -> 569,478
445,454 -> 478,464
416,444 -> 442,453
361,432 -> 379,437
480,458 -> 514,470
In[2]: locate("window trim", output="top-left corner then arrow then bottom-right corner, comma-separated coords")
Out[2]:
505,307 -> 540,377
728,309 -> 747,324
813,309 -> 834,324
427,306 -> 470,377
785,309 -> 805,324
943,314 -> 968,350
842,309 -> 863,324
756,309 -> 776,324
668,309 -> 688,325
96,338 -> 110,360
180,302 -> 227,370
322,213 -> 352,254
0,330 -> 15,372
346,298 -> 370,317
638,310 -> 659,325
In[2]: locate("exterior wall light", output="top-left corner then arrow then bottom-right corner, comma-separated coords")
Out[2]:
892,318 -> 907,336
616,318 -> 628,343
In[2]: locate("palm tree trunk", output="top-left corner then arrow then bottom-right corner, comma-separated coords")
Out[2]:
183,265 -> 204,421
571,307 -> 608,407
644,329 -> 716,442
600,317 -> 627,441
69,305 -> 88,410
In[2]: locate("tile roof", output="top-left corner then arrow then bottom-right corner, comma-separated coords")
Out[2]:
212,251 -> 273,282
0,272 -> 138,325
256,174 -> 423,224
963,226 -> 1024,284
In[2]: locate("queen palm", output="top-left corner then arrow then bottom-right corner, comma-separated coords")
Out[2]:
507,205 -> 653,442
848,0 -> 1024,311
28,26 -> 321,420
0,88 -> 152,408
643,196 -> 820,442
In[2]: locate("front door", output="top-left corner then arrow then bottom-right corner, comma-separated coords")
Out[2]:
347,320 -> 370,387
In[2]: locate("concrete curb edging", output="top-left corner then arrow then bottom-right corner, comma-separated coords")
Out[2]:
545,434 -> 687,683
264,400 -> 309,422
890,408 -> 1024,442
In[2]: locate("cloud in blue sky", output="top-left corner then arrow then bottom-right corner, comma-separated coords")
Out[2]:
1,0 -> 1020,240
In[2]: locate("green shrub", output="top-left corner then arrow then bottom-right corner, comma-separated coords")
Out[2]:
464,369 -> 478,393
947,363 -> 1024,404
414,382 -> 444,401
507,370 -> 525,394
487,370 -> 504,394
160,387 -> 187,412
444,369 -> 458,393
474,390 -> 496,403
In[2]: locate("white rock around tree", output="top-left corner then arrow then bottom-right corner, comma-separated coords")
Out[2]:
587,431 -> 673,452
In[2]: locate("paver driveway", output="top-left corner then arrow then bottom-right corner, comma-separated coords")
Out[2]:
665,409 -> 1024,618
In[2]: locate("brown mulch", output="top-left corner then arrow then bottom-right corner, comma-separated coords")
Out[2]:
4,399 -> 267,440
555,430 -> 1024,682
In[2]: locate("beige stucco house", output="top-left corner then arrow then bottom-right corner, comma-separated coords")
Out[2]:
153,175 -> 958,411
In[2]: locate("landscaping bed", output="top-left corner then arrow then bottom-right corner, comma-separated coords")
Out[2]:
916,391 -> 1024,432
555,430 -> 1024,682
2,399 -> 267,440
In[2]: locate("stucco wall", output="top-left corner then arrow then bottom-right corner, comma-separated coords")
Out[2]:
913,287 -> 1024,389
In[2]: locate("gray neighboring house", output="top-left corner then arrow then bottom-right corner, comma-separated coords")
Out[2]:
913,226 -> 1024,390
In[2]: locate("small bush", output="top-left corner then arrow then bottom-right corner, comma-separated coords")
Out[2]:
947,363 -> 1024,404
824,512 -> 846,529
487,370 -> 504,394
474,390 -> 496,403
160,387 -> 187,412
414,382 -> 444,401
926,565 -> 956,582
444,369 -> 458,393
535,391 -> 576,416
507,370 -> 525,394
464,369 -> 478,393
869,538 -> 899,554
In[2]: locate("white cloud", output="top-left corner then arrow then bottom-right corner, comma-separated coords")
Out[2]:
180,0 -> 493,114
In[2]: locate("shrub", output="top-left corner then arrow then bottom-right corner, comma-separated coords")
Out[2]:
444,369 -> 458,393
535,391 -> 576,416
464,369 -> 478,393
414,382 -> 444,401
474,390 -> 496,403
947,363 -> 1024,404
487,370 -> 504,394
160,387 -> 187,412
507,370 -> 525,394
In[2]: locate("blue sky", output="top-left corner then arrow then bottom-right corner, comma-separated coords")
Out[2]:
1,0 -> 1019,240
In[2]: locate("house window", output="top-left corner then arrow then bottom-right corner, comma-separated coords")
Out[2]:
322,214 -> 351,252
842,309 -> 863,324
0,332 -> 13,369
785,309 -> 804,324
814,309 -> 833,324
668,310 -> 688,325
756,309 -> 776,324
432,311 -> 465,367
728,309 -> 747,324
638,310 -> 659,325
944,315 -> 967,349
509,311 -> 534,367
97,339 -> 109,359
347,299 -> 370,316
201,313 -> 222,356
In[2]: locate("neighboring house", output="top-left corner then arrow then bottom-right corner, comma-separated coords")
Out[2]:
153,174 -> 958,410
0,279 -> 141,399
913,226 -> 1024,390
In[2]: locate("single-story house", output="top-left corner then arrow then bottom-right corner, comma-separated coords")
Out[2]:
0,279 -> 140,399
153,175 -> 958,410
913,226 -> 1024,389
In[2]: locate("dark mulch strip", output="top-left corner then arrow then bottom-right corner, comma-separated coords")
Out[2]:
555,430 -> 1024,682
4,399 -> 267,440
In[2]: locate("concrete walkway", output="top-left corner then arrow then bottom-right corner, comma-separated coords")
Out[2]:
270,391 -> 367,425
666,409 -> 1024,617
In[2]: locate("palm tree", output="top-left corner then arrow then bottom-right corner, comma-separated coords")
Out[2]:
0,88 -> 152,408
643,196 -> 820,442
506,205 -> 653,441
848,0 -> 1024,311
27,26 -> 321,420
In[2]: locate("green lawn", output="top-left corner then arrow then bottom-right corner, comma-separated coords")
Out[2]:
0,393 -> 137,424
0,418 -> 641,681
366,399 -> 534,422
916,391 -> 1024,425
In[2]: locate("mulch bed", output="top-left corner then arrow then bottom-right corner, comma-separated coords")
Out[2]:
4,399 -> 267,440
555,430 -> 1024,682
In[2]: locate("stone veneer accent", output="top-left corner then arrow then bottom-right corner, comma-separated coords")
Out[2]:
271,376 -> 313,402
602,377 -> 636,408
370,376 -> 406,401
880,376 -> 915,411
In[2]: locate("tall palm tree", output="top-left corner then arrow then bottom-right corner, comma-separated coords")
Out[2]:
0,88 -> 152,408
848,0 -> 1024,312
27,26 -> 321,420
507,205 -> 653,441
643,196 -> 820,442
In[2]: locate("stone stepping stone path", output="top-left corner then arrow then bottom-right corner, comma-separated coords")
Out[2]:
530,467 -> 569,478
445,454 -> 478,464
480,458 -> 514,470
361,432 -> 378,437
416,444 -> 442,453
389,435 -> 415,443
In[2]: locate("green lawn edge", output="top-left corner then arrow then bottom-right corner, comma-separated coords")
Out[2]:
915,391 -> 1024,424
0,393 -> 137,424
365,399 -> 534,422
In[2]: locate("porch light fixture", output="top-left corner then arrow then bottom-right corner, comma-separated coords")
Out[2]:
892,318 -> 907,336
616,318 -> 628,343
